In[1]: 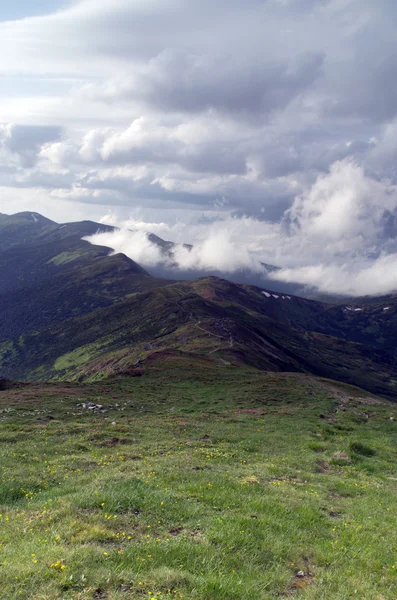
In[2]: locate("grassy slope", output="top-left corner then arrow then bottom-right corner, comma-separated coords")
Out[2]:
0,217 -> 146,297
0,356 -> 396,599
2,278 -> 397,400
190,278 -> 397,398
191,277 -> 397,352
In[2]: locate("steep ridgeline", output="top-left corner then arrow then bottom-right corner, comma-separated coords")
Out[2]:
0,212 -> 172,341
1,212 -> 397,400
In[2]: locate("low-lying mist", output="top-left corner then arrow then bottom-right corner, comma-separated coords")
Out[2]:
84,160 -> 397,298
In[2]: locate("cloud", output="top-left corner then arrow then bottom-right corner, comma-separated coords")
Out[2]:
172,229 -> 266,273
270,255 -> 397,297
83,159 -> 397,296
34,116 -> 301,216
90,49 -> 324,120
99,116 -> 248,174
0,0 -> 325,77
85,228 -> 165,267
285,159 -> 397,249
85,217 -> 272,274
0,124 -> 62,167
3,1 -> 397,298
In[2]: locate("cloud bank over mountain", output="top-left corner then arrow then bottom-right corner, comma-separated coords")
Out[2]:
3,0 -> 397,295
85,159 -> 397,295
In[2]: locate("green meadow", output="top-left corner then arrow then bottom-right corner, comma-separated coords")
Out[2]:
0,359 -> 396,599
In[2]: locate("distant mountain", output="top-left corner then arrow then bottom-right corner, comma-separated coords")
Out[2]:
0,212 -> 334,298
0,211 -> 56,251
100,226 -> 301,294
0,212 -> 172,341
1,211 -> 397,399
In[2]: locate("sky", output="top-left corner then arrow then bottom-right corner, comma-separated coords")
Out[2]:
2,0 -> 397,295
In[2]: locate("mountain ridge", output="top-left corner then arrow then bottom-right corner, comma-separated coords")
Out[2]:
1,212 -> 397,400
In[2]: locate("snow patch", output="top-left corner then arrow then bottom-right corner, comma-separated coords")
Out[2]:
31,213 -> 38,223
383,306 -> 391,311
262,291 -> 271,298
272,294 -> 279,299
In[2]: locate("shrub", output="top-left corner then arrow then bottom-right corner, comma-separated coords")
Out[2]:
349,441 -> 376,457
309,441 -> 327,452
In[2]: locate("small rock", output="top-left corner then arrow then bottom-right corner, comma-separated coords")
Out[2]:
390,417 -> 395,422
332,451 -> 350,461
296,571 -> 305,578
111,421 -> 116,426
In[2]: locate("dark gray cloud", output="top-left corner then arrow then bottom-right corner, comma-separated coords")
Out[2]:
0,124 -> 62,167
100,50 -> 325,120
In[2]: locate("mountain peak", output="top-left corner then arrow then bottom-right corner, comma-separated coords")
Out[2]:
0,212 -> 56,226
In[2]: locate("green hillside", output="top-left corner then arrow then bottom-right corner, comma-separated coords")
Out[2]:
0,357 -> 397,599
